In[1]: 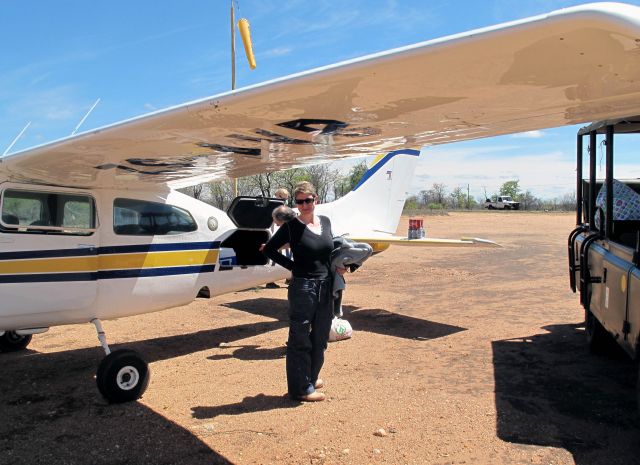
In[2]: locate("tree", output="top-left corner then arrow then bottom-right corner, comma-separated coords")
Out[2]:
178,184 -> 204,200
518,190 -> 538,211
500,180 -> 521,199
404,195 -> 420,212
306,164 -> 341,203
245,172 -> 276,198
429,183 -> 447,205
449,187 -> 466,209
557,191 -> 577,211
418,189 -> 429,206
334,161 -> 369,199
275,168 -> 308,206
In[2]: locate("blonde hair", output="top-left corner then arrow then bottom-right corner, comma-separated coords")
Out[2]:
293,181 -> 317,198
274,188 -> 289,200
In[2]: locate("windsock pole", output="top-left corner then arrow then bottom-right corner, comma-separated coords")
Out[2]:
231,1 -> 237,195
231,1 -> 236,91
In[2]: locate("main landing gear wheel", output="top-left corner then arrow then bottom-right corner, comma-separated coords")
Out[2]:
96,349 -> 150,403
0,331 -> 32,352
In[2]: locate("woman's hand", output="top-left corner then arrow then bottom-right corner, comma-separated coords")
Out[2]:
336,266 -> 347,276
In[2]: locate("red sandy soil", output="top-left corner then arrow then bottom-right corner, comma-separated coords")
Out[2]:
2,212 -> 639,465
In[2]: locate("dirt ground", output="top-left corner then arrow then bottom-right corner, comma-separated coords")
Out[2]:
2,212 -> 639,465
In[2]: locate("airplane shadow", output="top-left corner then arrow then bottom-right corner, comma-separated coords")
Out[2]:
0,319 -> 294,465
1,297 -> 464,464
192,394 -> 299,420
222,298 -> 466,341
493,322 -> 640,464
1,349 -> 234,465
207,345 -> 286,361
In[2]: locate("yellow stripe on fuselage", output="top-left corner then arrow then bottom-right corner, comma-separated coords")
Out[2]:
0,250 -> 219,274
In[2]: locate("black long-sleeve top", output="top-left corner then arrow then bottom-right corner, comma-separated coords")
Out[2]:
263,215 -> 333,279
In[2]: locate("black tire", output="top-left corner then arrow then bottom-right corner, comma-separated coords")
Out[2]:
585,309 -> 613,355
636,361 -> 640,411
0,332 -> 32,352
96,349 -> 150,403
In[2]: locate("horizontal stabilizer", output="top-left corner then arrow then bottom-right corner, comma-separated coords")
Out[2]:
348,235 -> 500,252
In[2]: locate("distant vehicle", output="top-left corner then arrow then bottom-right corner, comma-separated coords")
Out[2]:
568,116 -> 640,408
484,196 -> 520,210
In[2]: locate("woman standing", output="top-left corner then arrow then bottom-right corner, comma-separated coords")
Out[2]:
263,181 -> 345,401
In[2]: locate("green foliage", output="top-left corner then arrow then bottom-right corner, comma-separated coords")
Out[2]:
404,196 -> 420,211
348,161 -> 368,189
500,180 -> 520,198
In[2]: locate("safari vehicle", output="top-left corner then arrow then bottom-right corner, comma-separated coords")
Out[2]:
568,117 -> 640,404
484,196 -> 520,210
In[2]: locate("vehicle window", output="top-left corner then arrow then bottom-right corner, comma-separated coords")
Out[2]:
113,198 -> 197,235
1,189 -> 95,235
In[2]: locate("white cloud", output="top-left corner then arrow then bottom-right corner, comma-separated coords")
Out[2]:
511,130 -> 544,139
411,146 -> 576,199
263,47 -> 293,58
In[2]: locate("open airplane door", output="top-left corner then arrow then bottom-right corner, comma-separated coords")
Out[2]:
220,196 -> 284,267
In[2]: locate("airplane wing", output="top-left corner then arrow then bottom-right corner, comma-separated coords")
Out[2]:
4,3 -> 640,189
347,235 -> 500,253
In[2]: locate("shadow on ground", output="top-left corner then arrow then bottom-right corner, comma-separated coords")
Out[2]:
192,394 -> 299,419
0,320 -> 290,465
208,344 -> 286,361
223,298 -> 466,341
493,322 -> 640,465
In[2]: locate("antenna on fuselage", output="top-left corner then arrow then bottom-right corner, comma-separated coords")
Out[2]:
2,121 -> 32,157
71,98 -> 101,135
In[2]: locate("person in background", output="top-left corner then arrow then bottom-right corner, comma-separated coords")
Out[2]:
259,206 -> 296,260
272,205 -> 296,226
274,188 -> 290,206
263,181 -> 346,402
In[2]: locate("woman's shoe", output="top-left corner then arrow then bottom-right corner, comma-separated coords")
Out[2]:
299,391 -> 325,402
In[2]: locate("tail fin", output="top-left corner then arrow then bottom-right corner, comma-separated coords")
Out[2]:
317,149 -> 420,236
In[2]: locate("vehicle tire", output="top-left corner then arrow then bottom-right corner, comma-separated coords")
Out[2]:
96,349 -> 150,403
585,309 -> 613,355
0,332 -> 32,352
636,360 -> 640,411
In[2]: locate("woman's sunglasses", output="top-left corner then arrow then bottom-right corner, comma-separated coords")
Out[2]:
295,197 -> 315,205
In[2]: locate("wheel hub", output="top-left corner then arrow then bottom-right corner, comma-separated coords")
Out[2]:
116,366 -> 140,390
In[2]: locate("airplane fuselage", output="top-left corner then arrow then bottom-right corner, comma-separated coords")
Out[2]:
0,181 -> 289,331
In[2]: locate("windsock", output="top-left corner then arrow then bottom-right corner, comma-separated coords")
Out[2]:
237,18 -> 256,70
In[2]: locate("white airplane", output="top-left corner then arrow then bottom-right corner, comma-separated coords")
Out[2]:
3,2 -> 640,403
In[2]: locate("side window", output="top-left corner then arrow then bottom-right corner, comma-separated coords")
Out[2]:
113,198 -> 197,235
1,189 -> 95,235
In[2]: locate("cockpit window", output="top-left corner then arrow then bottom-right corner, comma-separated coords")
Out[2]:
113,198 -> 197,235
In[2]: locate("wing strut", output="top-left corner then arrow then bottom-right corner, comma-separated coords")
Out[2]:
2,121 -> 31,157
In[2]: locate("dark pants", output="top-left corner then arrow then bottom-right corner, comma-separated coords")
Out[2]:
286,277 -> 333,398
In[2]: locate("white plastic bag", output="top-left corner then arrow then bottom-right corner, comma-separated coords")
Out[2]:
329,317 -> 352,342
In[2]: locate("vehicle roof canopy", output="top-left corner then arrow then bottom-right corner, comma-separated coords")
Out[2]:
578,115 -> 640,135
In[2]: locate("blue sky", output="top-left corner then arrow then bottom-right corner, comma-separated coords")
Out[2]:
2,0 -> 640,200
